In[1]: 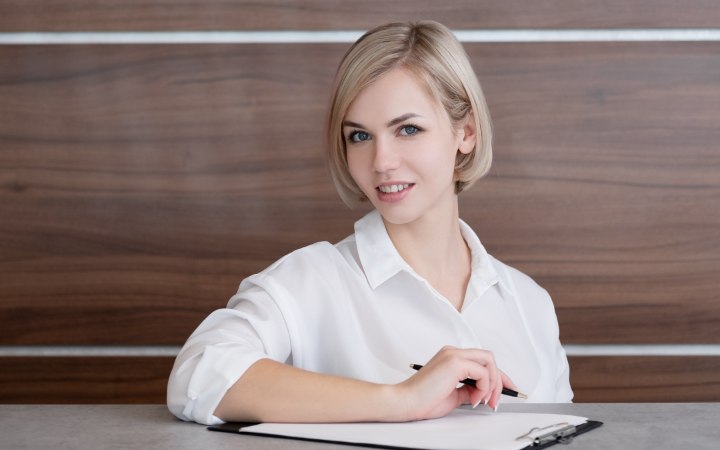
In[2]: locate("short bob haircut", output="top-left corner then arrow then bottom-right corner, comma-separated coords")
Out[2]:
327,20 -> 493,207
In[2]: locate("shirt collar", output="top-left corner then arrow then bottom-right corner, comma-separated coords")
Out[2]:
354,210 -> 505,295
459,219 -> 505,303
354,210 -> 409,289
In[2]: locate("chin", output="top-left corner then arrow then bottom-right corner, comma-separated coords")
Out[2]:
375,207 -> 422,227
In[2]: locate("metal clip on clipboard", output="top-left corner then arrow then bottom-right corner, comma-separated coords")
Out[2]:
516,422 -> 577,446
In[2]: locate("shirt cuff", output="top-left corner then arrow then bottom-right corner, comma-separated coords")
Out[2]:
183,345 -> 269,425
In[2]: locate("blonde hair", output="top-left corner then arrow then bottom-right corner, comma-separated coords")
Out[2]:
326,20 -> 493,207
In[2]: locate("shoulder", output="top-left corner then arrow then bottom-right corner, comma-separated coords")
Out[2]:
489,255 -> 562,339
488,255 -> 554,308
229,242 -> 344,308
231,239 -> 366,317
491,256 -> 545,290
242,238 -> 366,292
257,241 -> 346,281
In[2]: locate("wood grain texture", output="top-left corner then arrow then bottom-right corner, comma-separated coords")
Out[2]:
2,0 -> 720,31
0,44 -> 354,345
569,356 -> 720,402
1,42 -> 719,345
0,357 -> 174,403
1,356 -> 718,403
462,42 -> 720,344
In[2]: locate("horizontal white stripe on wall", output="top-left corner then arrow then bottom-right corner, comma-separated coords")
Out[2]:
0,29 -> 719,45
0,346 -> 182,357
563,344 -> 720,357
1,345 -> 720,357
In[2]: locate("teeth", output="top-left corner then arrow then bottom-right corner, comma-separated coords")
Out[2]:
378,183 -> 410,193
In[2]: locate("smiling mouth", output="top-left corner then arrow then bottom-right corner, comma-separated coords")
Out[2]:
377,183 -> 413,193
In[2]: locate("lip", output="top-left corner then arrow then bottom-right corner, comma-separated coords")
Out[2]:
375,182 -> 415,203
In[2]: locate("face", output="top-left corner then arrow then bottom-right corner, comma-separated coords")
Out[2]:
343,68 -> 476,227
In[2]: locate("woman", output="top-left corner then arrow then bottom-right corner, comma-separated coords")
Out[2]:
167,20 -> 573,426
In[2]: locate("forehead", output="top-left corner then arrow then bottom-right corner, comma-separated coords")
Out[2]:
344,68 -> 445,124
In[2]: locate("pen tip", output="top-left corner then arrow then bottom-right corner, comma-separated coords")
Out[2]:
518,393 -> 528,400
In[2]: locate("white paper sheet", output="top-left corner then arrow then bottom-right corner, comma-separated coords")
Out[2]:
242,409 -> 588,450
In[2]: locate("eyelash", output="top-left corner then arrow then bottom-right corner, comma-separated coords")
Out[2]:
346,124 -> 424,143
347,130 -> 370,143
399,124 -> 422,136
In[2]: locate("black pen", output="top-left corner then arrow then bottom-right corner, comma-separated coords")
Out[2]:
409,364 -> 528,399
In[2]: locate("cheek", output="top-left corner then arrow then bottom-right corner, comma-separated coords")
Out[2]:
346,150 -> 367,185
419,139 -> 458,174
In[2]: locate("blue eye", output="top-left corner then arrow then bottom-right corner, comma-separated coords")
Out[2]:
349,131 -> 371,143
399,125 -> 420,136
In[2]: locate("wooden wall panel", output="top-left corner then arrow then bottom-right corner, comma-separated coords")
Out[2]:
1,42 -> 718,345
569,356 -> 720,402
0,44 -> 353,345
463,42 -> 720,344
0,357 -> 174,403
2,0 -> 719,404
1,356 -> 717,403
2,0 -> 720,31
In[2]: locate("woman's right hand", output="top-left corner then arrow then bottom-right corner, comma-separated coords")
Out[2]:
395,346 -> 513,421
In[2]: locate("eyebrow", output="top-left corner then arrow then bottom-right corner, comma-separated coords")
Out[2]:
386,113 -> 421,128
342,113 -> 422,130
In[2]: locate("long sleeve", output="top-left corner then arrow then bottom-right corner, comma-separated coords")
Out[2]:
167,282 -> 292,425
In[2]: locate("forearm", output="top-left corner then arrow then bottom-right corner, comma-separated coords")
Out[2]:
214,347 -> 508,424
213,359 -> 408,423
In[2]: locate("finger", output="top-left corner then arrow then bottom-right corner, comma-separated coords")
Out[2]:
499,370 -> 519,391
461,385 -> 483,408
453,350 -> 498,405
463,362 -> 490,400
488,368 -> 502,410
422,347 -> 498,405
470,351 -> 497,404
484,358 -> 498,403
459,348 -> 498,369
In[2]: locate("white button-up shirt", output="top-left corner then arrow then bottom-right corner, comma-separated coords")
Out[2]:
167,210 -> 573,425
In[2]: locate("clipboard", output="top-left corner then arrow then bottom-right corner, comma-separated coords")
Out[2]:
208,410 -> 603,450
515,420 -> 603,449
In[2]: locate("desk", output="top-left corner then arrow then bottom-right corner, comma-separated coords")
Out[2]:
2,403 -> 718,449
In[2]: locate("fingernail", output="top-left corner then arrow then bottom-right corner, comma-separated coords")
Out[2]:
483,398 -> 488,405
493,405 -> 499,412
472,400 -> 481,409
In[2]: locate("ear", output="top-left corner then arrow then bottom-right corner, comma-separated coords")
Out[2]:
457,112 -> 477,155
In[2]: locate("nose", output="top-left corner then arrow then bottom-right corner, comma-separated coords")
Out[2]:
372,137 -> 401,174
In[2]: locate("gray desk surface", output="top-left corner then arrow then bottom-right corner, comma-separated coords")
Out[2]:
2,403 -> 719,449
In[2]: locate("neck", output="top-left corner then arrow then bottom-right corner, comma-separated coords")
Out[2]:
384,205 -> 463,264
382,200 -> 471,310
